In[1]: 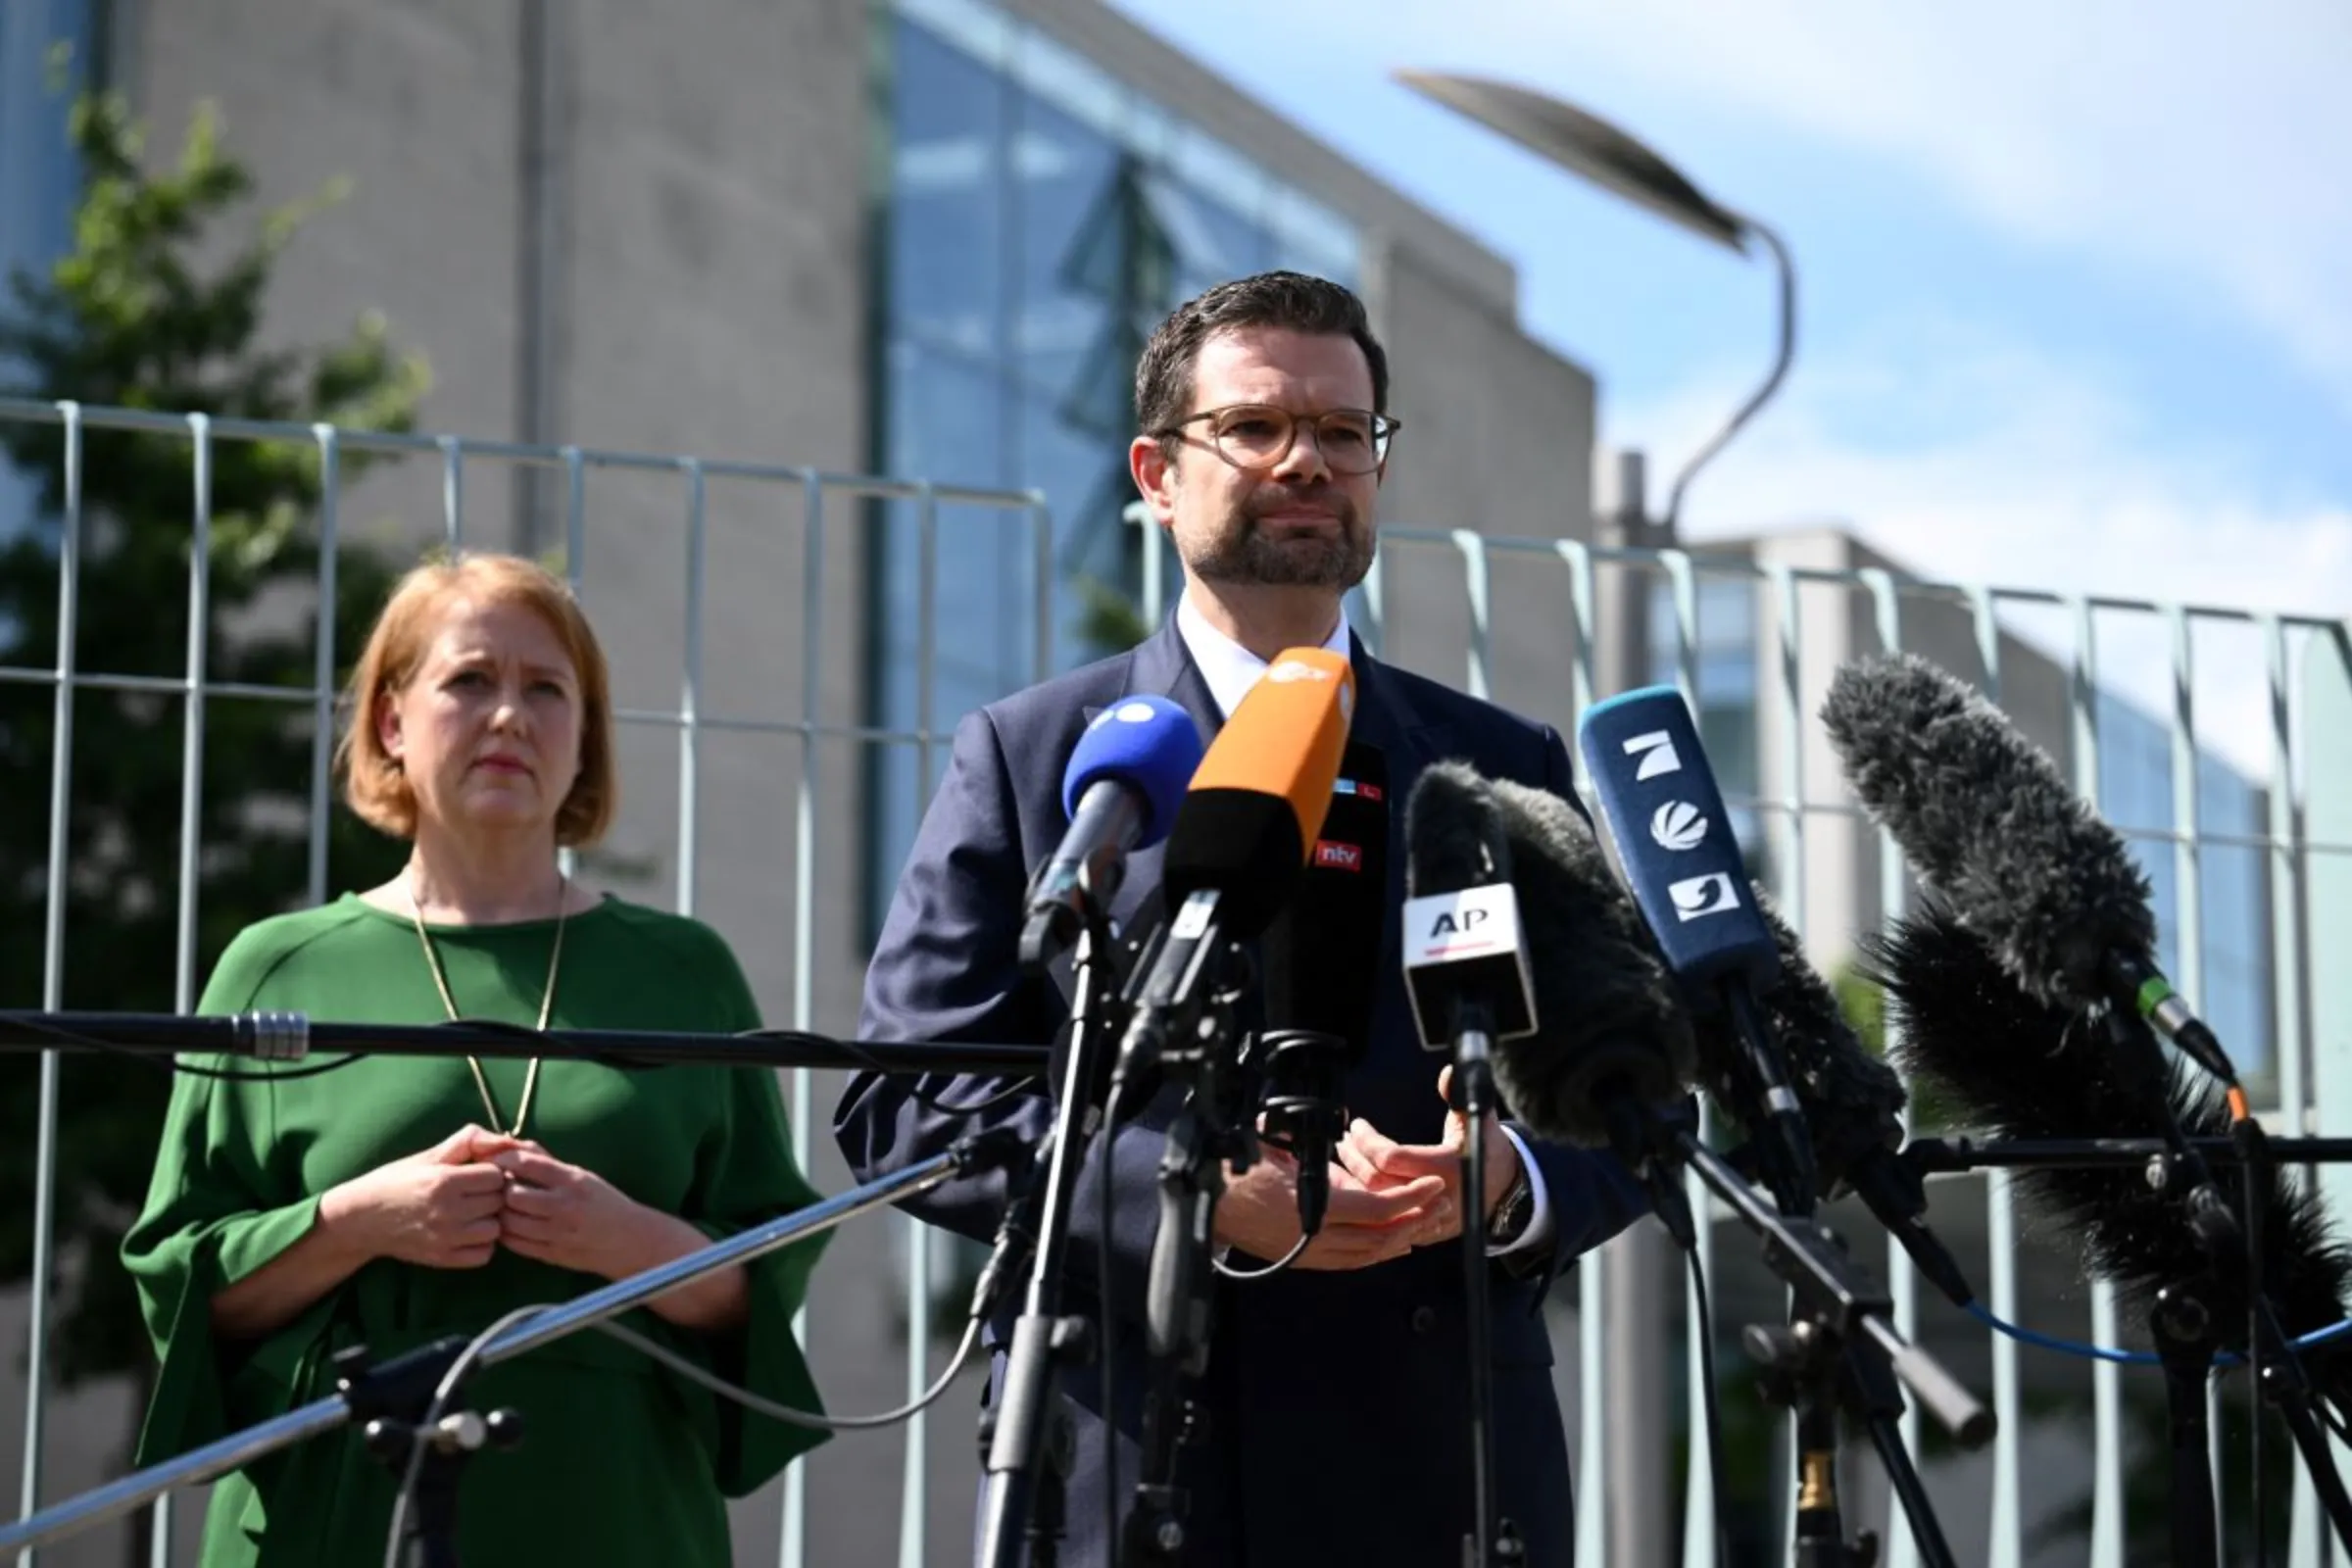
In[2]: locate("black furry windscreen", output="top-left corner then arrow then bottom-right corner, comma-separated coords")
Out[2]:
1822,651 -> 2158,1017
1405,760 -> 1509,898
1866,904 -> 2352,1402
1746,884 -> 1908,1184
1482,775 -> 1697,1147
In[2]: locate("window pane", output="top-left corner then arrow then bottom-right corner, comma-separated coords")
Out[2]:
1269,186 -> 1358,283
1009,24 -> 1122,139
1010,88 -> 1127,405
1018,393 -> 1141,670
1144,173 -> 1274,298
897,0 -> 1009,70
888,17 -> 1006,358
0,0 -> 93,547
878,338 -> 1020,695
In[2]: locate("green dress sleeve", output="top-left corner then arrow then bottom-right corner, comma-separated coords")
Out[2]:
648,928 -> 835,1494
118,933 -> 342,1475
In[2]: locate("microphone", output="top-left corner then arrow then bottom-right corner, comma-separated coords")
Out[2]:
1407,763 -> 1697,1234
1256,741 -> 1387,1238
1867,905 -> 2352,1417
1821,651 -> 2241,1089
1163,648 -> 1354,937
1400,760 -> 1536,1057
1741,886 -> 1976,1308
1577,685 -> 1818,1212
1111,648 -> 1354,1098
1021,696 -> 1204,970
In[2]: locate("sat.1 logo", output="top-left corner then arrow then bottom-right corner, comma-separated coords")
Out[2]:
1649,801 -> 1707,852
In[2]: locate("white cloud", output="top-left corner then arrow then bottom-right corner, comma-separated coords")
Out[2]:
1622,319 -> 2352,780
1412,0 -> 2352,416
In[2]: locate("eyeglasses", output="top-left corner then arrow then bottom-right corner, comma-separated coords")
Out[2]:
1155,404 -> 1400,475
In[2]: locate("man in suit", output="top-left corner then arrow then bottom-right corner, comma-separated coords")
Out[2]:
836,271 -> 1652,1566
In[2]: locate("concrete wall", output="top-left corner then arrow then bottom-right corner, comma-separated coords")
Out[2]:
1361,240 -> 1600,747
74,2 -> 902,1563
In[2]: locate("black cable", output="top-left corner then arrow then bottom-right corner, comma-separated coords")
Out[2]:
1101,1088 -> 1118,1565
1212,1236 -> 1311,1280
380,1297 -> 993,1567
1685,1244 -> 1737,1568
2246,1160 -> 2269,1566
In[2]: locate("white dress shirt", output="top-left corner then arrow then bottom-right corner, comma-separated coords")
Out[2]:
1173,592 -> 1555,1259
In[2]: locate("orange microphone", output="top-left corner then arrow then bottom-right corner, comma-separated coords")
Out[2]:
1106,647 -> 1356,1104
1162,647 -> 1355,937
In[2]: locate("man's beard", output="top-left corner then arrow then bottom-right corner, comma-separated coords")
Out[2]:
1185,488 -> 1373,590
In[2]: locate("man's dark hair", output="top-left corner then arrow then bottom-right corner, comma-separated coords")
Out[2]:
1134,271 -> 1390,455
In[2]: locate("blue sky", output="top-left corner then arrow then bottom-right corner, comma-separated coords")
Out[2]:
1108,0 -> 2352,769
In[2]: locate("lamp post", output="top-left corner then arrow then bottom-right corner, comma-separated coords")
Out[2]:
1393,71 -> 1795,535
1395,72 -> 1801,1568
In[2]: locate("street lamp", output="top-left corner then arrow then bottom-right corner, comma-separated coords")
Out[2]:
1394,71 -> 1794,534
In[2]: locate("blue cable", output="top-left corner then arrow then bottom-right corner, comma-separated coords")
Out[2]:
1963,1300 -> 2352,1368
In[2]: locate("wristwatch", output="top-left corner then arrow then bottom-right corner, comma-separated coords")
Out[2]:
1487,1165 -> 1534,1248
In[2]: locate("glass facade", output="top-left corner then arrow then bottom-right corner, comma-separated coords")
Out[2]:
864,0 -> 1360,939
0,0 -> 95,544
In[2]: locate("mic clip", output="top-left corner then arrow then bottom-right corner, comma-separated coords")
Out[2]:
1251,1028 -> 1351,1239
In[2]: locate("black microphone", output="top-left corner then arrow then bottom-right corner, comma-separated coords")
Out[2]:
1411,764 -> 1698,1235
1821,651 -> 2241,1088
1741,886 -> 1976,1308
1400,760 -> 1537,1057
1256,741 -> 1388,1237
1577,686 -> 1818,1213
1867,905 -> 2352,1417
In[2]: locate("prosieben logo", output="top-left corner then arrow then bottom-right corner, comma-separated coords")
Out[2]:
1621,730 -> 1682,780
1649,801 -> 1707,852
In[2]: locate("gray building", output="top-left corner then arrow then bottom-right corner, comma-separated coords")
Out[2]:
1,2 -> 1601,1563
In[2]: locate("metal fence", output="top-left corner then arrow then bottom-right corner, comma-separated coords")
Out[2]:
3,395 -> 2350,1568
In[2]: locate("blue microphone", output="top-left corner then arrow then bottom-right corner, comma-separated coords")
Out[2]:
1577,685 -> 1816,1211
1021,696 -> 1205,970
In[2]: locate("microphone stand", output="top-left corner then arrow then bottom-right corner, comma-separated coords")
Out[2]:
2096,1006 -> 2352,1561
0,1136 -> 1026,1562
1898,1025 -> 2352,1560
1632,1113 -> 1985,1568
1708,980 -> 1870,1563
1446,1007 -> 1521,1568
0,1009 -> 1049,1076
1113,892 -> 1256,1568
978,900 -> 1129,1568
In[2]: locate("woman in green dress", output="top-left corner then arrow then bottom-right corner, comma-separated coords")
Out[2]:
122,551 -> 831,1566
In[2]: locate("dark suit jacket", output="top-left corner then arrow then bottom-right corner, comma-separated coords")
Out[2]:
836,616 -> 1651,1567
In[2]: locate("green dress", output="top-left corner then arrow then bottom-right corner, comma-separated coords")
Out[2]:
121,893 -> 832,1567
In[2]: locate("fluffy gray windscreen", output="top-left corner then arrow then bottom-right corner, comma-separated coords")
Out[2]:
1820,650 -> 2156,1014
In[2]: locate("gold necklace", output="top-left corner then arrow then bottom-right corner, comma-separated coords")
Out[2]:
407,872 -> 568,1138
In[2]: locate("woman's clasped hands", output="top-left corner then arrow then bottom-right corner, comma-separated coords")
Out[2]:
317,1124 -> 656,1279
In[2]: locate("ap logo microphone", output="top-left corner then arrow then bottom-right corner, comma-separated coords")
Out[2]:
1650,801 -> 1707,851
